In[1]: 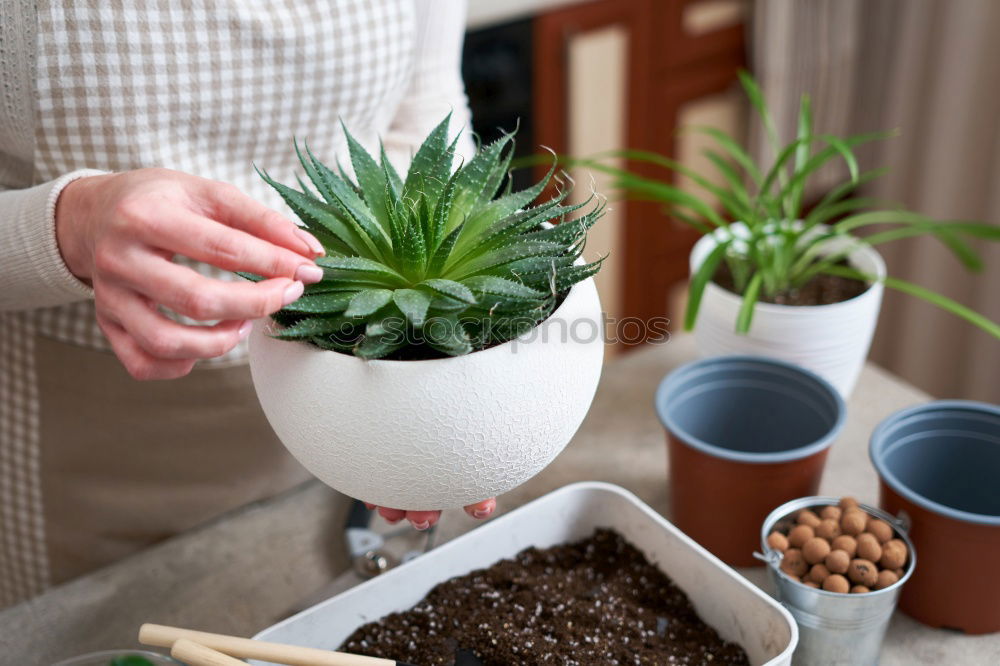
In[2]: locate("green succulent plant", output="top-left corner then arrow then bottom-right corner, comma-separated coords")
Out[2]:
245,115 -> 605,359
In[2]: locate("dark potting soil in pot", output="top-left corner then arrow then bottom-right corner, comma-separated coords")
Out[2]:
340,529 -> 750,665
713,260 -> 868,306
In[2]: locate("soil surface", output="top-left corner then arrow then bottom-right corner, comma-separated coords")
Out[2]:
340,529 -> 750,665
713,261 -> 868,306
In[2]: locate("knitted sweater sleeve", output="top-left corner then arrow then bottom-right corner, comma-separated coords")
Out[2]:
0,0 -> 99,311
0,171 -> 104,311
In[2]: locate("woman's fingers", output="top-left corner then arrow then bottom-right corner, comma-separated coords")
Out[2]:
203,181 -> 325,258
137,211 -> 324,283
464,498 -> 497,520
114,253 -> 304,321
377,507 -> 406,524
371,499 -> 496,530
96,281 -> 251,360
96,314 -> 197,381
405,510 -> 441,530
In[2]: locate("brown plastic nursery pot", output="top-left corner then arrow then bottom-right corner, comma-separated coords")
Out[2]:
656,355 -> 845,567
666,435 -> 829,565
871,401 -> 1000,634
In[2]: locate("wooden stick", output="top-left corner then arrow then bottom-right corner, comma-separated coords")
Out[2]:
139,623 -> 402,666
171,639 -> 246,666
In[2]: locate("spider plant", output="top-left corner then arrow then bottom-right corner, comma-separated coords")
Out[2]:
569,71 -> 1000,337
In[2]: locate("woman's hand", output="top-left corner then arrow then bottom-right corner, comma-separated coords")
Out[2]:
366,498 -> 497,530
56,168 -> 325,380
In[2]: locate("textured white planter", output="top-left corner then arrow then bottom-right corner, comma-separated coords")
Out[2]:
249,278 -> 604,509
689,226 -> 885,397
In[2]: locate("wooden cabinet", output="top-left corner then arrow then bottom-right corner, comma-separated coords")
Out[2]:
533,0 -> 747,345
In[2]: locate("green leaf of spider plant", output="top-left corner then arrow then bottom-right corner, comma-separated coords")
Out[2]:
687,125 -> 763,186
576,151 -> 753,224
685,240 -> 729,331
822,264 -> 1000,340
738,70 -> 780,157
735,271 -> 764,334
790,94 -> 812,219
833,210 -> 991,271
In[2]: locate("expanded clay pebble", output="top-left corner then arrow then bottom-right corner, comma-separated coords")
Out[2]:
816,518 -> 842,540
820,505 -> 842,522
868,518 -> 894,543
839,496 -> 860,510
848,558 -> 879,586
876,569 -> 899,590
823,574 -> 850,593
808,563 -> 831,585
856,533 -> 883,563
841,510 -> 868,536
880,539 -> 908,570
781,548 -> 808,577
767,531 -> 789,552
825,549 -> 851,574
789,524 -> 815,548
796,509 -> 822,528
803,537 -> 831,565
831,535 -> 858,557
779,498 -> 904,597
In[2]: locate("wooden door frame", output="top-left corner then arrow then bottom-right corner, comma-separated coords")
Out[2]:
533,0 -> 746,342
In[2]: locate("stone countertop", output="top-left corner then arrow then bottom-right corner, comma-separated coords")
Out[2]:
3,335 -> 998,664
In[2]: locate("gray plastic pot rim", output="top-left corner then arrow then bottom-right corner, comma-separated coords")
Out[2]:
870,400 -> 1000,527
655,355 -> 846,464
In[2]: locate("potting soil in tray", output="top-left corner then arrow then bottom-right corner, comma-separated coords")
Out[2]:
340,529 -> 750,665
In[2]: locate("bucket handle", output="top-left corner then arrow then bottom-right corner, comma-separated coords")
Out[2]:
753,550 -> 782,567
890,509 -> 912,534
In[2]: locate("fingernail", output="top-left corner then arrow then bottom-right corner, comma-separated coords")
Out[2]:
411,520 -> 430,531
238,320 -> 253,340
473,508 -> 493,519
294,227 -> 326,256
385,517 -> 401,525
282,281 -> 304,306
295,264 -> 324,284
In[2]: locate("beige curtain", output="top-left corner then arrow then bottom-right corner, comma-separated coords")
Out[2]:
751,0 -> 1000,402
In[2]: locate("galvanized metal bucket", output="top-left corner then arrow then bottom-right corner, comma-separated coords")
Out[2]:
758,496 -> 916,666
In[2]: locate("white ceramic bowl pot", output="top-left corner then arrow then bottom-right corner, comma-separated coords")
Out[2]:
688,224 -> 886,398
248,278 -> 604,510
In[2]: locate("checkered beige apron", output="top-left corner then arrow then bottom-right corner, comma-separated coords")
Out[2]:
0,0 -> 430,607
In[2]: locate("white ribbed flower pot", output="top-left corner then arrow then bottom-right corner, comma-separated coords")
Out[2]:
689,227 -> 885,397
248,278 -> 604,509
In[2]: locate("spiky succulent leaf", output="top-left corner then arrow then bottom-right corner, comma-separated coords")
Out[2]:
393,289 -> 433,327
345,289 -> 394,318
252,117 -> 604,358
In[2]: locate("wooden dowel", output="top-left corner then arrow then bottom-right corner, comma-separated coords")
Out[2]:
139,623 -> 396,666
171,639 -> 246,666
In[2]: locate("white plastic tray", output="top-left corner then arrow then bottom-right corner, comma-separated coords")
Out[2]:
253,482 -> 797,665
